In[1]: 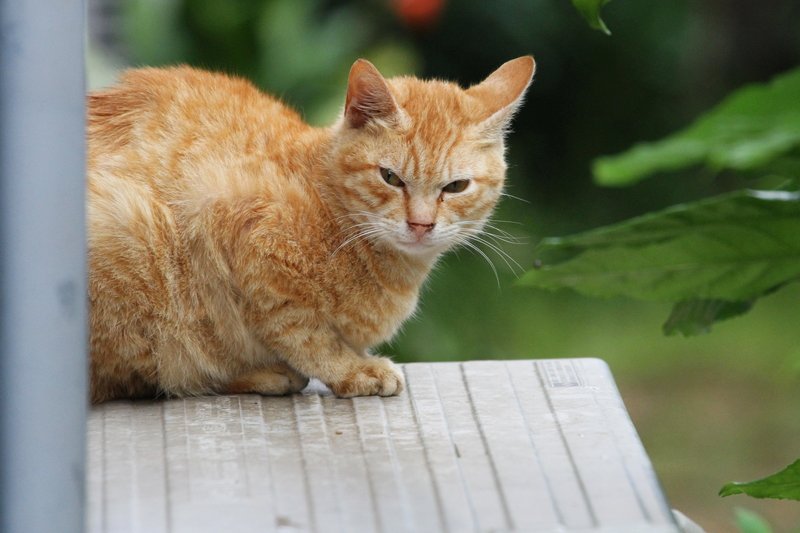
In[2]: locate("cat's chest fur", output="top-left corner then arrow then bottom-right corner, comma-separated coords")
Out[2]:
224,191 -> 427,352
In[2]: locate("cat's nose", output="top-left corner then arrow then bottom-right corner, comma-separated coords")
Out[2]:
407,221 -> 435,240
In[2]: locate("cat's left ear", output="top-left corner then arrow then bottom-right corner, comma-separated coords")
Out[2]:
467,56 -> 536,138
344,59 -> 401,129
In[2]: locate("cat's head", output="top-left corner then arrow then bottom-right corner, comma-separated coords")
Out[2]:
327,56 -> 535,258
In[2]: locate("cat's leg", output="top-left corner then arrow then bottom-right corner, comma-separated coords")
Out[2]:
223,362 -> 309,395
269,327 -> 404,398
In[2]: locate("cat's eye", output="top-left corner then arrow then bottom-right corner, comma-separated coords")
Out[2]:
442,179 -> 470,194
380,167 -> 405,188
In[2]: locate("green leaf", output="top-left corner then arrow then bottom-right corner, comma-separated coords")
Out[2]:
720,459 -> 800,501
663,299 -> 754,336
519,190 -> 800,302
594,67 -> 800,186
571,0 -> 611,35
733,508 -> 774,533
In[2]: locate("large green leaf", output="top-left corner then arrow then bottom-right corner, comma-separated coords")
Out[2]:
720,459 -> 800,501
594,68 -> 800,186
534,189 -> 800,251
519,190 -> 800,302
571,0 -> 611,35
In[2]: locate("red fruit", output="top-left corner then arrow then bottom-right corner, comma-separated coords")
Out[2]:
392,0 -> 446,29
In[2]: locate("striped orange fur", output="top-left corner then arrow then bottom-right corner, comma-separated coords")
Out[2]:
87,56 -> 535,402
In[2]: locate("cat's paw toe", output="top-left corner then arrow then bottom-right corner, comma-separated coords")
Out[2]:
225,363 -> 309,395
330,357 -> 404,398
280,369 -> 311,394
282,365 -> 311,392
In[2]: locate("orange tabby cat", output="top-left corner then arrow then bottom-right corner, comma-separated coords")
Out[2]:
87,56 -> 535,403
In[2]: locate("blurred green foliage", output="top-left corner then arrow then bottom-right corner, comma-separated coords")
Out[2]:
123,0 -> 419,125
107,0 -> 800,529
736,508 -> 776,533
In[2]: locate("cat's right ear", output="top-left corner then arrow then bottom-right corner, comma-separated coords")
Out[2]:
467,56 -> 536,139
344,59 -> 399,129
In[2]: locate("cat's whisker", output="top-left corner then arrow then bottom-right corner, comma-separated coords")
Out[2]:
333,211 -> 387,227
452,218 -> 520,233
335,214 -> 395,238
482,223 -> 524,242
453,218 -> 527,245
451,219 -> 485,227
455,226 -> 525,276
459,240 -> 501,288
477,229 -> 526,245
332,236 -> 364,257
488,235 -> 525,246
351,210 -> 387,222
334,226 -> 375,252
332,226 -> 387,256
485,219 -> 524,226
334,213 -> 394,244
484,234 -> 526,246
457,225 -> 523,246
450,222 -> 488,237
465,234 -> 525,276
333,233 -> 377,256
499,192 -> 530,204
336,221 -> 382,237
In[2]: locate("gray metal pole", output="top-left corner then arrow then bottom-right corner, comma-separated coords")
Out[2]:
0,2 -> 87,533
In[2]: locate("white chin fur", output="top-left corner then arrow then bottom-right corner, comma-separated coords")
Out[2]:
391,237 -> 451,257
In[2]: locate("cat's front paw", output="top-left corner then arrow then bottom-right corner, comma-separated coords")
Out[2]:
329,356 -> 404,398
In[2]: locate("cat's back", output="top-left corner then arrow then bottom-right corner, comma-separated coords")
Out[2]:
88,66 -> 310,184
87,66 -> 321,258
86,66 -> 319,303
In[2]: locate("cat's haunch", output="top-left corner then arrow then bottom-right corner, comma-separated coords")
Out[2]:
88,56 -> 535,403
